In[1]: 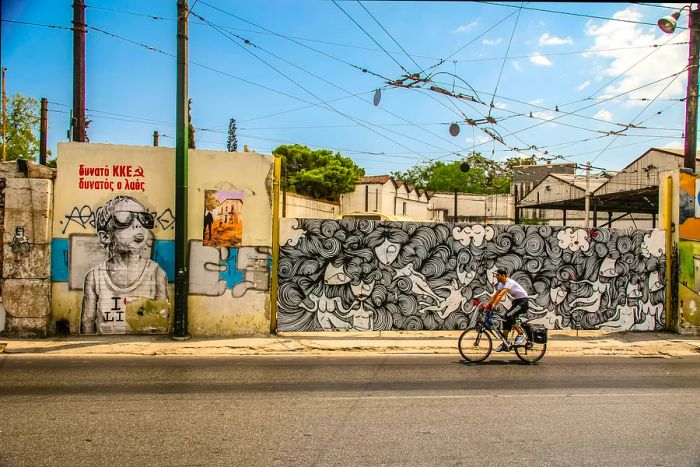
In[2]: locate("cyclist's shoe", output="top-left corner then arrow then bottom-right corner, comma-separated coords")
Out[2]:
513,334 -> 527,346
495,343 -> 508,352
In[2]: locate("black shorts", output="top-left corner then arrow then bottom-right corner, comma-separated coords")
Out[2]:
502,298 -> 529,331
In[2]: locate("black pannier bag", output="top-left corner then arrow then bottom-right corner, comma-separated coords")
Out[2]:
526,324 -> 548,344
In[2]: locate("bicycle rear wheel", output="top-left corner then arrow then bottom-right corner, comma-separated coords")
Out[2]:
515,341 -> 546,364
458,327 -> 492,363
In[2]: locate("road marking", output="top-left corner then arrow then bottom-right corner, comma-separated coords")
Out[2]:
322,392 -> 694,401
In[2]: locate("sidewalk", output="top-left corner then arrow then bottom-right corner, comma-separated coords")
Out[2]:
1,330 -> 700,357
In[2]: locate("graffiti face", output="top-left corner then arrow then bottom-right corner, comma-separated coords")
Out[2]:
351,280 -> 375,301
453,225 -> 494,247
557,228 -> 590,252
108,198 -> 153,255
375,238 -> 400,265
324,263 -> 350,285
81,195 -> 169,336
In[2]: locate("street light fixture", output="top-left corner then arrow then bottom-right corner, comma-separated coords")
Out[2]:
658,10 -> 682,34
658,4 -> 699,171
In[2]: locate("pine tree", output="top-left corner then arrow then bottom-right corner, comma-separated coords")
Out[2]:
187,98 -> 195,149
227,118 -> 238,152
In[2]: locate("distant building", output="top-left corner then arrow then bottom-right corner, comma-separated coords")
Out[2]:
518,147 -> 700,228
214,198 -> 243,224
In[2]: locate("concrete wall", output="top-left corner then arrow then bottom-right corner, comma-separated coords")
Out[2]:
187,149 -> 273,336
281,193 -> 338,219
50,143 -> 273,336
1,161 -> 55,337
429,192 -> 514,223
340,182 -> 431,219
278,219 -> 666,332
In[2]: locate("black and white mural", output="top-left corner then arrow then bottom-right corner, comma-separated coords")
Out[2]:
278,219 -> 666,332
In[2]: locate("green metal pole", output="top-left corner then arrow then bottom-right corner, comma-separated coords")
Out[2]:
173,0 -> 190,340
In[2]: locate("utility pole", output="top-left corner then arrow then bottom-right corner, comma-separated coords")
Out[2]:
72,0 -> 87,142
40,98 -> 48,165
584,161 -> 591,228
153,130 -> 159,147
1,67 -> 6,161
684,6 -> 700,172
453,188 -> 458,223
173,0 -> 190,340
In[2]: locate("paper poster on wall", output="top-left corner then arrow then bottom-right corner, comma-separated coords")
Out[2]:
204,190 -> 244,247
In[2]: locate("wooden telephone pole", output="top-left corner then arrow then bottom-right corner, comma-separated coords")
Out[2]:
72,0 -> 87,142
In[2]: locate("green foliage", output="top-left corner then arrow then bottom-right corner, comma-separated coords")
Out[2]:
392,152 -> 535,194
272,144 -> 365,201
0,93 -> 44,162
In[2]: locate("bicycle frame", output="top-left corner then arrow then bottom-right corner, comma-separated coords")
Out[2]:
478,310 -> 512,349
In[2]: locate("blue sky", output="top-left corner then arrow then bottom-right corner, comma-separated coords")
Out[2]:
1,1 -> 690,176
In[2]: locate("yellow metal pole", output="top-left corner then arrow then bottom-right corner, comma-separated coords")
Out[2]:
270,156 -> 281,333
664,176 -> 673,331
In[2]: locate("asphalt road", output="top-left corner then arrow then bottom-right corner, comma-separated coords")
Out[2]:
1,355 -> 699,466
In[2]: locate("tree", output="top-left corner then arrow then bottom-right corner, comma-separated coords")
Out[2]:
226,118 -> 238,152
392,152 -> 533,194
187,98 -> 195,149
0,93 -> 44,161
272,144 -> 365,201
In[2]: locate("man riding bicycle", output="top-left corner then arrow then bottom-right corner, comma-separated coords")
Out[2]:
480,268 -> 529,351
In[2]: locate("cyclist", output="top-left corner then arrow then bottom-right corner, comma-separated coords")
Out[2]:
479,268 -> 529,351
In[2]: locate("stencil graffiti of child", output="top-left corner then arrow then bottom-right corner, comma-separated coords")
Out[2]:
80,195 -> 169,335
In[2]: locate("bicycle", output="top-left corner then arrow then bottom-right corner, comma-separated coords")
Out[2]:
458,306 -> 548,364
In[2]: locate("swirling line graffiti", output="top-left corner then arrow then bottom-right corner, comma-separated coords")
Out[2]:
277,220 -> 667,332
61,205 -> 176,234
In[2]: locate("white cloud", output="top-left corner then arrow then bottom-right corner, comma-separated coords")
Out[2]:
512,60 -> 523,71
539,33 -> 573,46
594,109 -> 614,121
532,111 -> 555,121
454,21 -> 478,33
529,53 -> 552,66
584,7 -> 688,104
493,102 -> 507,110
528,98 -> 543,106
577,80 -> 591,91
482,38 -> 502,46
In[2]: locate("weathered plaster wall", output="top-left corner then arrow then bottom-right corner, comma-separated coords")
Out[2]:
1,161 -> 55,337
187,149 -> 274,336
278,219 -> 666,332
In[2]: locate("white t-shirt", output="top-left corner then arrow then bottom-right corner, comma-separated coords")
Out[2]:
497,278 -> 528,299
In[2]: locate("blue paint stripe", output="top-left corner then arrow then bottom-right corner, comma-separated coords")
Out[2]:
153,240 -> 175,282
220,247 -> 244,288
50,238 -> 175,283
51,238 -> 70,281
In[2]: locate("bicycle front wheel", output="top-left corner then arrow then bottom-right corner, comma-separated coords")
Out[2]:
515,341 -> 546,364
458,328 -> 492,363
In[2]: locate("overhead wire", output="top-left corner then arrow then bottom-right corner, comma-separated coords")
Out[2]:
356,1 -> 422,71
488,2 -> 524,118
331,0 -> 410,74
189,7 -> 438,161
589,67 -> 686,164
476,1 -> 686,29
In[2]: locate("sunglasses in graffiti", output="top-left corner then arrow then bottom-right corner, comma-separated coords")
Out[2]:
112,210 -> 155,230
